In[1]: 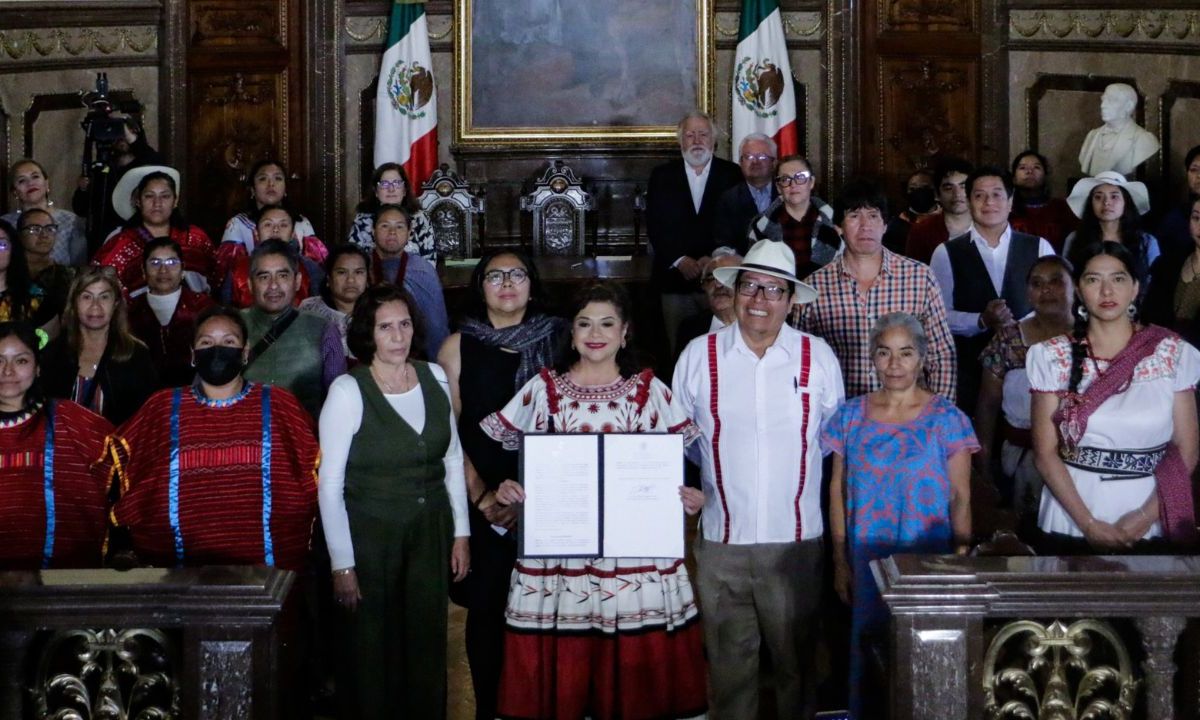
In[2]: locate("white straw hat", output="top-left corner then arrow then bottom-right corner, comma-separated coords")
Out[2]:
1066,170 -> 1150,218
112,165 -> 181,221
711,239 -> 818,305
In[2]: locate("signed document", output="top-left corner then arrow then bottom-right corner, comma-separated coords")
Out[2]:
519,433 -> 685,559
601,434 -> 684,558
520,434 -> 601,557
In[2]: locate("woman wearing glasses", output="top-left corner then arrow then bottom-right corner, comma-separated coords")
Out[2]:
17,209 -> 77,323
127,238 -> 214,386
346,163 -> 437,265
368,204 -> 449,354
41,266 -> 159,425
3,159 -> 88,266
436,248 -> 563,720
0,219 -> 56,327
747,154 -> 840,278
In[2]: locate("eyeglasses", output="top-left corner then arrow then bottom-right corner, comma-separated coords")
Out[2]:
19,224 -> 58,237
0,240 -> 9,252
376,179 -> 406,191
775,171 -> 813,187
740,153 -> 774,163
147,257 -> 182,268
736,280 -> 789,302
483,268 -> 529,286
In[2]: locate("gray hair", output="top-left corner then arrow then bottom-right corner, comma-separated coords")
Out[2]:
738,133 -> 778,159
703,247 -> 742,274
675,111 -> 722,144
868,312 -> 928,362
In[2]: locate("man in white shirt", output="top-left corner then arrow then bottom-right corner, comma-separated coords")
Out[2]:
673,239 -> 845,720
647,112 -> 743,356
929,166 -> 1055,414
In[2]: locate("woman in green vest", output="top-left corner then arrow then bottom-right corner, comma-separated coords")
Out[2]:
317,283 -> 470,719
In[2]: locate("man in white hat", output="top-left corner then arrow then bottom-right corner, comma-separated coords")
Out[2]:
672,238 -> 844,719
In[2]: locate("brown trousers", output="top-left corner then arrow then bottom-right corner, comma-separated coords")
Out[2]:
694,537 -> 823,720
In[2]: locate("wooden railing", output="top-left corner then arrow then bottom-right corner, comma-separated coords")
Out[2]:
0,566 -> 296,720
876,554 -> 1200,719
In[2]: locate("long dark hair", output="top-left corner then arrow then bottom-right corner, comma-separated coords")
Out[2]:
347,284 -> 428,364
553,282 -> 642,379
355,162 -> 421,215
1066,241 -> 1139,394
0,321 -> 44,411
465,248 -> 548,323
1,218 -> 36,321
122,171 -> 188,231
243,158 -> 303,217
1068,185 -> 1147,282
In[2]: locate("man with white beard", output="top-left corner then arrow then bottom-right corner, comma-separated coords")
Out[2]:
647,111 -> 743,355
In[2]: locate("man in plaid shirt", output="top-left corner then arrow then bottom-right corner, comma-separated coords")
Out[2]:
797,178 -> 956,399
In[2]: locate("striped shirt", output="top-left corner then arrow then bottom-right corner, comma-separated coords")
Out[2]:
798,248 -> 957,400
673,324 -> 844,544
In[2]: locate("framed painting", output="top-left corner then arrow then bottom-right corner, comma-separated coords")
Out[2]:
454,0 -> 714,147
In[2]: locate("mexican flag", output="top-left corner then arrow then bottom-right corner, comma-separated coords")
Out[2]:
374,0 -> 437,186
732,0 -> 798,157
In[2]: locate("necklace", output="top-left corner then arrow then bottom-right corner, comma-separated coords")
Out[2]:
372,363 -> 411,394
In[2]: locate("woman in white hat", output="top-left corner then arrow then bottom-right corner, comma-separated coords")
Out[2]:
91,166 -> 215,298
1063,170 -> 1159,299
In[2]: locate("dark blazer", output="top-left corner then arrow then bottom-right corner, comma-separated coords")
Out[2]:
714,182 -> 778,254
42,336 -> 161,427
646,157 -> 743,293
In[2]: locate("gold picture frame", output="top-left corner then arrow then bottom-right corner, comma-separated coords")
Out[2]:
454,0 -> 714,148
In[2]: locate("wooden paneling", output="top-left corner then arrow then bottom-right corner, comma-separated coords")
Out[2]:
185,0 -> 307,240
861,0 -> 983,194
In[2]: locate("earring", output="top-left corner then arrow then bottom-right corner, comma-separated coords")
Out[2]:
1127,303 -> 1137,320
1076,305 -> 1088,321
621,339 -> 627,349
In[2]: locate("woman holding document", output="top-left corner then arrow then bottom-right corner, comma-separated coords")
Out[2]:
483,282 -> 708,720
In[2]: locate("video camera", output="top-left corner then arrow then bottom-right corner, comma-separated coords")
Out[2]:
81,72 -> 131,147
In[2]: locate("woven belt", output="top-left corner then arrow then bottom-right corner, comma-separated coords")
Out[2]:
1061,443 -> 1167,480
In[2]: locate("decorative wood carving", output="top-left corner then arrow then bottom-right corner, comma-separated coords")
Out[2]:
187,71 -> 286,238
884,0 -> 975,32
879,58 -> 977,179
190,1 -> 284,48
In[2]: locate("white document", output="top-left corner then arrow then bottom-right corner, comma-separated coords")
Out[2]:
520,434 -> 600,556
601,434 -> 685,559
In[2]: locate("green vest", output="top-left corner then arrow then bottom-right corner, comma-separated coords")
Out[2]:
242,307 -> 328,418
344,362 -> 451,509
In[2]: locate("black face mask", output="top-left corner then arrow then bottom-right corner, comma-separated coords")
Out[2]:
907,186 -> 937,214
193,346 -> 245,386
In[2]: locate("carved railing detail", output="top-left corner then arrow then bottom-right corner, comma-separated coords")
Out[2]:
983,619 -> 1137,719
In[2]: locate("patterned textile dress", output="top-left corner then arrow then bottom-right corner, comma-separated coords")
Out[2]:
0,400 -> 113,570
92,224 -> 215,297
109,382 -> 319,571
481,368 -> 708,720
821,393 -> 978,719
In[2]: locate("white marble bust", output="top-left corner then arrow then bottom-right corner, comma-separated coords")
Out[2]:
1078,83 -> 1160,176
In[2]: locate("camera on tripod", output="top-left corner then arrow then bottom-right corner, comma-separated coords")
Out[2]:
81,72 -> 130,146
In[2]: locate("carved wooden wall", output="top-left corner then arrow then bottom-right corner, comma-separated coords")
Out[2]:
185,0 -> 308,241
860,0 -> 983,193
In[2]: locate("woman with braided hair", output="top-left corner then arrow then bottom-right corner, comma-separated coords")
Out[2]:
1027,241 -> 1200,554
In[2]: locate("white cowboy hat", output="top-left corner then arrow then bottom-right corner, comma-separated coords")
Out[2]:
711,238 -> 818,305
1066,170 -> 1150,218
112,165 -> 181,221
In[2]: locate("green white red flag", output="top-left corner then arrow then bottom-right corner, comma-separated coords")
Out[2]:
374,0 -> 437,186
732,0 -> 798,157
